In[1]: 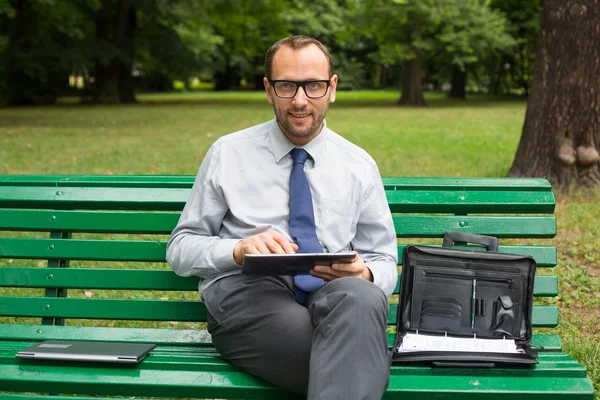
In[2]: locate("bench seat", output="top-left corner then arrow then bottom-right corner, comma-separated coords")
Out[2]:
0,175 -> 595,399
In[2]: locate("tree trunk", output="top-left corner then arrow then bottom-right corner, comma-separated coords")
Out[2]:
94,0 -> 136,104
449,65 -> 467,99
118,2 -> 137,103
398,49 -> 427,106
508,0 -> 600,188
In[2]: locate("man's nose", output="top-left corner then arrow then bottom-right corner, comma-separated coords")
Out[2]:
292,86 -> 309,106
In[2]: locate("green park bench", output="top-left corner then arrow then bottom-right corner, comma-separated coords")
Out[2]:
0,175 -> 595,399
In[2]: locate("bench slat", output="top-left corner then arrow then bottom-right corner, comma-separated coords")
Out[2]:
0,324 -> 563,351
0,175 -> 553,191
1,186 -> 555,214
382,177 -> 553,191
0,187 -> 189,211
0,267 -> 197,290
0,268 -> 558,297
393,216 -> 556,238
0,363 -> 593,400
0,297 -> 207,321
0,296 -> 557,327
0,343 -> 580,375
0,209 -> 180,234
386,190 -> 555,214
388,304 -> 558,327
0,210 -> 557,239
0,238 -> 167,261
0,238 -> 557,267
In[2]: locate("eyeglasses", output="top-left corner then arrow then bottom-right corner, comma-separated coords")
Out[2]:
268,79 -> 331,99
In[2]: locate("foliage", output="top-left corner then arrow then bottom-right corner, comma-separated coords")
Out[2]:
0,0 -> 98,105
361,0 -> 515,83
484,0 -> 542,95
0,0 -> 544,103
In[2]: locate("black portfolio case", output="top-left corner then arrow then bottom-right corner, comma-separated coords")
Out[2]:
392,232 -> 539,367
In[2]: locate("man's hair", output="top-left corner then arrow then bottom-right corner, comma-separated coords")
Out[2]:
265,35 -> 333,79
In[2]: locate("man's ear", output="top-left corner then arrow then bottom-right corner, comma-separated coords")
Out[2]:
264,77 -> 274,104
329,74 -> 338,103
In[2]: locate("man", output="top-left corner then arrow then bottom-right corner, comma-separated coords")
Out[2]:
167,35 -> 397,399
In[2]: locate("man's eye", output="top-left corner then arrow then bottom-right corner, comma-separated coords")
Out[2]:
308,82 -> 321,90
279,83 -> 294,90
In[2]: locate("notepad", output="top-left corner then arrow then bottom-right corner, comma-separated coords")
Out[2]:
396,333 -> 521,353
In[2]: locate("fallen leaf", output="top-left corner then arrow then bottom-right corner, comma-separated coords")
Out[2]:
37,261 -> 45,267
84,291 -> 94,298
160,297 -> 169,301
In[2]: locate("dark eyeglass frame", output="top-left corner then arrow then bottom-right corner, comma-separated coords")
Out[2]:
267,79 -> 332,99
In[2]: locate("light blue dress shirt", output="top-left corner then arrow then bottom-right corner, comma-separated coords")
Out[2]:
166,119 -> 398,297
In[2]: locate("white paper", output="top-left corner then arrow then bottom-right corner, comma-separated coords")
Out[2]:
396,333 -> 521,353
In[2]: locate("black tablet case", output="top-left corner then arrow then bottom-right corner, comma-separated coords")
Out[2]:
392,232 -> 539,367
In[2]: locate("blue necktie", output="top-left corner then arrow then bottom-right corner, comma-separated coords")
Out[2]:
289,148 -> 325,304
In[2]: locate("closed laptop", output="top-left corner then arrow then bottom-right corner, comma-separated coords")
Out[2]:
16,340 -> 156,364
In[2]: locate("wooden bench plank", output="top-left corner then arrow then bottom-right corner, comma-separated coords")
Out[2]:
0,325 -> 563,351
383,376 -> 594,399
1,186 -> 556,214
0,210 -> 557,239
0,297 -> 207,321
382,177 -> 554,191
0,238 -> 167,262
0,187 -> 189,211
0,268 -> 197,290
0,362 -> 592,400
0,396 -> 153,400
0,325 -> 213,345
393,216 -> 556,238
0,209 -> 180,234
0,343 -> 583,377
1,239 -> 558,267
0,268 -> 558,297
0,175 -> 553,191
386,190 -> 555,214
0,364 -> 296,399
0,297 -> 560,327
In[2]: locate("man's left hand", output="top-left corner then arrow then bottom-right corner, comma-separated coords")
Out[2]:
310,253 -> 373,282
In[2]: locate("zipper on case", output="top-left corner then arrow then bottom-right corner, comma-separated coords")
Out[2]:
424,271 -> 513,287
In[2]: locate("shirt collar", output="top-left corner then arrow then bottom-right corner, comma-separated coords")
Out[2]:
270,118 -> 328,167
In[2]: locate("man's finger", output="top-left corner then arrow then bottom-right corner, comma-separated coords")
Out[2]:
271,234 -> 296,254
265,240 -> 286,254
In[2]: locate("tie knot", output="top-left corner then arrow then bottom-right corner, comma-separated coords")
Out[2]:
291,148 -> 309,165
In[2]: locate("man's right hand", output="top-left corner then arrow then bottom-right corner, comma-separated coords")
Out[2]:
233,232 -> 298,264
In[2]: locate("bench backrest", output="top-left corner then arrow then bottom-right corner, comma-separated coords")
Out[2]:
0,175 -> 557,345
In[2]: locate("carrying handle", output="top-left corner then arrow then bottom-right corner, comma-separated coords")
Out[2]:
442,231 -> 498,252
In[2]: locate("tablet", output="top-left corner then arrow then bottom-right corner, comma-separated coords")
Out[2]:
241,252 -> 356,276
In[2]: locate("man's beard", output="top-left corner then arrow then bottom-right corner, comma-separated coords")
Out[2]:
274,101 -> 330,139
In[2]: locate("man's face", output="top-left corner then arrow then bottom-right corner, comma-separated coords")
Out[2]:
264,44 -> 338,146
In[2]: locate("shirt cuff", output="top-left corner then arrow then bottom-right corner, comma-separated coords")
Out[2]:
366,261 -> 396,296
212,238 -> 243,273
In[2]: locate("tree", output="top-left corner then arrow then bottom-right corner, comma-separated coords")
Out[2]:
508,0 -> 600,188
363,0 -> 513,105
485,0 -> 542,96
0,0 -> 95,105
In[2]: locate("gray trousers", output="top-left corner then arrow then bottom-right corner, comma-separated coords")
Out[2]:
202,274 -> 390,399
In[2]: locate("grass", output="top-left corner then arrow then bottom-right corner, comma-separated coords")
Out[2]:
1,90 -> 599,396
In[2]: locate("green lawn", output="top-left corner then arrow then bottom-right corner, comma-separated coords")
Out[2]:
1,91 -> 598,395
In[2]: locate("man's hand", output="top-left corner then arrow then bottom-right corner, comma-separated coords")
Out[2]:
233,231 -> 298,264
310,253 -> 373,282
